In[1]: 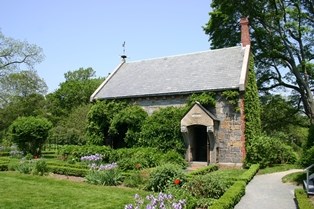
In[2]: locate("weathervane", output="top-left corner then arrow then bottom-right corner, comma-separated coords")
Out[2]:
121,41 -> 127,61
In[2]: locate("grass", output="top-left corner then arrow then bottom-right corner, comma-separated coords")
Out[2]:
283,172 -> 306,185
0,171 -> 148,209
258,164 -> 302,175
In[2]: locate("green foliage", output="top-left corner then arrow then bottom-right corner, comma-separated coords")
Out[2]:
187,92 -> 216,108
85,168 -> 122,186
159,150 -> 188,168
48,67 -> 103,115
47,104 -> 91,145
165,186 -> 198,209
109,105 -> 148,148
146,163 -> 186,192
244,55 -> 262,144
306,124 -> 314,149
15,159 -> 48,176
114,147 -> 161,171
221,90 -> 240,111
86,100 -> 129,145
123,170 -> 147,188
295,188 -> 314,209
184,174 -> 233,199
188,164 -> 219,176
245,135 -> 297,168
238,164 -> 259,184
299,146 -> 314,167
139,107 -> 186,154
48,165 -> 88,177
9,116 -> 52,156
209,181 -> 246,209
59,145 -> 114,162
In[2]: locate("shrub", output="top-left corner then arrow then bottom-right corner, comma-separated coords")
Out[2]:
139,107 -> 186,154
114,147 -> 161,171
48,165 -> 88,177
159,150 -> 187,168
108,105 -> 148,148
188,164 -> 219,176
146,163 -> 186,192
245,135 -> 297,168
295,188 -> 314,209
85,163 -> 122,186
123,170 -> 147,188
299,146 -> 314,167
48,126 -> 86,145
238,164 -> 259,184
184,174 -> 233,199
9,116 -> 52,157
209,181 -> 246,209
59,145 -> 114,162
16,159 -> 34,174
0,163 -> 8,171
32,160 -> 48,176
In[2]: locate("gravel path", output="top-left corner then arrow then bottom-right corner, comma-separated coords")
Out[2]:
234,169 -> 303,209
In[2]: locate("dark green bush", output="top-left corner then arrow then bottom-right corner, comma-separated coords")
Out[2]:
184,174 -> 233,199
9,116 -> 52,157
114,147 -> 161,171
48,165 -> 88,177
146,163 -> 186,192
0,163 -> 8,171
188,164 -> 219,176
139,107 -> 186,154
108,105 -> 148,148
0,152 -> 10,157
32,160 -> 49,176
299,146 -> 314,167
245,135 -> 297,168
159,150 -> 187,168
295,188 -> 314,209
59,145 -> 114,162
48,126 -> 86,145
209,181 -> 246,209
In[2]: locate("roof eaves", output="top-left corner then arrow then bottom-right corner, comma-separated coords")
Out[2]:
239,45 -> 250,91
90,61 -> 125,101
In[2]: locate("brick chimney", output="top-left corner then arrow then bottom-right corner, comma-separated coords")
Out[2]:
240,17 -> 250,47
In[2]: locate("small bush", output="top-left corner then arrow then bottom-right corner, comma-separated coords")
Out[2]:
59,145 -> 114,162
188,164 -> 219,176
295,188 -> 314,209
209,181 -> 246,209
165,186 -> 198,209
32,160 -> 48,176
238,164 -> 259,183
159,150 -> 187,168
245,135 -> 297,168
16,160 -> 34,174
146,163 -> 186,192
299,146 -> 314,167
85,163 -> 122,186
48,165 -> 88,177
184,174 -> 233,199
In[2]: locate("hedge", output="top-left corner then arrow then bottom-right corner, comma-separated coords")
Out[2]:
48,165 -> 88,177
0,152 -> 10,157
209,181 -> 246,209
187,164 -> 219,176
295,188 -> 314,209
238,164 -> 260,183
0,163 -> 8,171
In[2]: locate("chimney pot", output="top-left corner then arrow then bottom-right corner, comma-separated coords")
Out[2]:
240,17 -> 250,47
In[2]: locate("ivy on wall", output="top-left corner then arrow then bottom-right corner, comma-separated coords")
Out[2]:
244,54 -> 262,144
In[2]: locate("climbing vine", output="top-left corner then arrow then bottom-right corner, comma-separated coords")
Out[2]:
221,90 -> 240,112
244,54 -> 262,144
187,92 -> 216,108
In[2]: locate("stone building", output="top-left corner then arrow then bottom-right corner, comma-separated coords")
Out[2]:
91,18 -> 251,165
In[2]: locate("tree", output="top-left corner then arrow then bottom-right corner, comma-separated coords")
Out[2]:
9,116 -> 52,157
0,70 -> 47,105
0,31 -> 44,77
204,0 -> 314,123
47,67 -> 103,116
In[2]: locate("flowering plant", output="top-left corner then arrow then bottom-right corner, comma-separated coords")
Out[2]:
85,162 -> 121,186
125,192 -> 186,209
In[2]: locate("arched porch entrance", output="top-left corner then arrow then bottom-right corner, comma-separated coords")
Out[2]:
181,103 -> 219,164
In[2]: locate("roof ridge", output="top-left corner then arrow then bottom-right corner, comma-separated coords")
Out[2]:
126,45 -> 242,64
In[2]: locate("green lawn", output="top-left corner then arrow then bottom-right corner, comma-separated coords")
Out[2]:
0,171 -> 148,209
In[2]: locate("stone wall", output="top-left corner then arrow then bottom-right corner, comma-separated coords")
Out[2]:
130,93 -> 245,164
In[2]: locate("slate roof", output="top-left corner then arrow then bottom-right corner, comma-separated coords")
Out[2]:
91,45 -> 250,100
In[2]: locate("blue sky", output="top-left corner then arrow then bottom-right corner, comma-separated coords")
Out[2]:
1,0 -> 212,92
